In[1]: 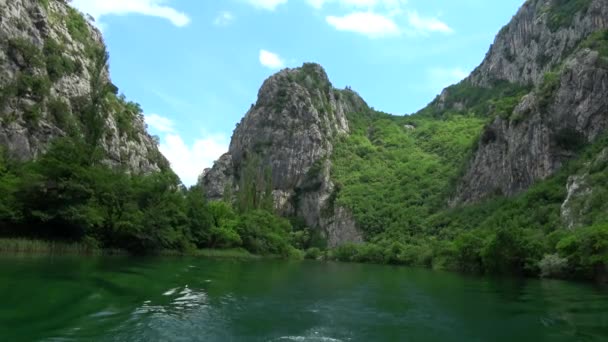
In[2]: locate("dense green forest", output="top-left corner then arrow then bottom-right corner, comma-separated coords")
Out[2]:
0,138 -> 299,256
327,78 -> 608,281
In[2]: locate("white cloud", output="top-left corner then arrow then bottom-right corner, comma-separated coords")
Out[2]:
160,133 -> 229,187
428,67 -> 468,91
145,113 -> 175,133
259,49 -> 285,69
214,11 -> 235,26
308,0 -> 378,9
407,11 -> 452,34
245,0 -> 288,10
70,0 -> 190,27
308,0 -> 406,9
144,114 -> 229,186
326,12 -> 399,38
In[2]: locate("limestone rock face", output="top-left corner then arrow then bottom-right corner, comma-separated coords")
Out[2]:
0,0 -> 167,173
468,0 -> 608,87
203,64 -> 367,247
450,0 -> 608,205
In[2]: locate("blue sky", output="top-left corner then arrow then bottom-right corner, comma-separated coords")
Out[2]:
71,0 -> 524,185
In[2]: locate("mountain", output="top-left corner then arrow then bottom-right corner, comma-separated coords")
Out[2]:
449,0 -> 608,205
203,0 -> 608,279
0,0 -> 168,172
203,64 -> 368,247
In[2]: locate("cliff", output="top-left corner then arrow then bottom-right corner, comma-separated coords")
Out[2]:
0,0 -> 168,173
428,0 -> 608,206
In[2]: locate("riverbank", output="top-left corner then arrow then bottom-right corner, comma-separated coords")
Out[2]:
0,238 -> 263,259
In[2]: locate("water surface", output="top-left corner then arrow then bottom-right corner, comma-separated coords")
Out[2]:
1,256 -> 607,341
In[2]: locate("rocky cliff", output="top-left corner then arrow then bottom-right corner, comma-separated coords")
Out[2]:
0,0 -> 167,173
446,0 -> 608,205
203,63 -> 367,247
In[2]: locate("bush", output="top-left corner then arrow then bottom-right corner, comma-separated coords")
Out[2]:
537,71 -> 560,111
66,7 -> 91,44
556,224 -> 608,279
7,38 -> 44,68
44,38 -> 79,82
236,210 -> 292,255
331,243 -> 360,262
304,247 -> 322,260
23,104 -> 42,129
48,98 -> 72,130
353,243 -> 386,264
538,253 -> 568,278
16,74 -> 51,100
547,0 -> 592,32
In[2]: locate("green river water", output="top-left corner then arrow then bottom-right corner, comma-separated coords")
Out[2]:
0,256 -> 607,341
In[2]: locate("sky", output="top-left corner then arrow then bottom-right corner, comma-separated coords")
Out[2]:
71,0 -> 525,186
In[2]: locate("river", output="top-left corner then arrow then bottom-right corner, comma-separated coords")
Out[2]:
1,256 -> 607,341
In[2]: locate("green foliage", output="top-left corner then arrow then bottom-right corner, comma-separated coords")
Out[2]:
235,154 -> 274,213
44,38 -> 80,82
66,7 -> 91,45
23,104 -> 43,129
480,227 -> 542,275
418,80 -> 531,119
556,224 -> 608,279
538,253 -> 568,278
537,71 -> 561,111
15,73 -> 51,100
304,247 -> 322,259
0,149 -> 21,227
38,0 -> 50,9
7,38 -> 44,68
546,0 -> 592,32
47,98 -> 73,131
328,124 -> 608,280
236,210 -> 292,256
579,30 -> 608,58
332,109 -> 484,239
109,94 -> 141,141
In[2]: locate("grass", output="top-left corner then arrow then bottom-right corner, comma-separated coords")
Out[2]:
0,238 -> 118,256
192,248 -> 261,258
0,239 -> 264,259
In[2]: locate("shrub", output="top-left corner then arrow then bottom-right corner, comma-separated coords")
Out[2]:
331,243 -> 360,262
7,38 -> 44,68
304,247 -> 322,260
48,98 -> 72,130
547,0 -> 593,32
556,224 -> 608,279
16,74 -> 51,100
353,243 -> 386,263
538,253 -> 568,278
66,7 -> 91,44
44,38 -> 79,81
537,71 -> 560,111
23,104 -> 43,128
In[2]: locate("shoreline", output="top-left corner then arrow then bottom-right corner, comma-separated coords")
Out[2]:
0,238 -> 259,259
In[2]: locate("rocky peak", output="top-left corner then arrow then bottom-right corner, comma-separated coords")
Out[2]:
203,63 -> 367,246
468,0 -> 608,87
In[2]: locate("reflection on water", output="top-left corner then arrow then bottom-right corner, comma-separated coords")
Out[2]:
0,257 -> 607,341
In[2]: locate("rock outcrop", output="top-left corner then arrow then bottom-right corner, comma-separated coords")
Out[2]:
450,0 -> 608,205
203,63 -> 367,247
0,0 -> 167,173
